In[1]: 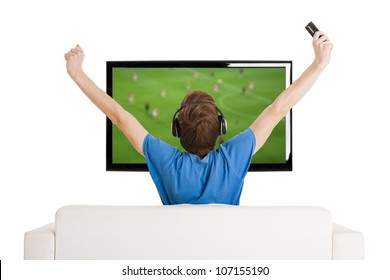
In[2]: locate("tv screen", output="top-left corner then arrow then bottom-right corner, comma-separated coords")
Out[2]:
106,61 -> 292,171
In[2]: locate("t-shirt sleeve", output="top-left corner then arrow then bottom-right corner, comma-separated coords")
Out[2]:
219,128 -> 256,178
142,134 -> 179,182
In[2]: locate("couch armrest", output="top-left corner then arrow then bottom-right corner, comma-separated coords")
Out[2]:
24,223 -> 55,260
332,223 -> 364,260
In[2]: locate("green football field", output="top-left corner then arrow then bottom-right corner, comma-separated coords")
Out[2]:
112,67 -> 287,164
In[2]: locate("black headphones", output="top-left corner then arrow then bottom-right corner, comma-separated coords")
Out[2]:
171,101 -> 227,137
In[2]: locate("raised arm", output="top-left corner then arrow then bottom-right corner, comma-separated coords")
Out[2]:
250,31 -> 333,153
64,45 -> 148,156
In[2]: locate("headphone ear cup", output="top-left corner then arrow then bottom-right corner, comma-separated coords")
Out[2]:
172,118 -> 181,137
218,115 -> 227,135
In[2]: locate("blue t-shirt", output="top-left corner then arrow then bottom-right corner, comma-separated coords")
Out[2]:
142,128 -> 256,205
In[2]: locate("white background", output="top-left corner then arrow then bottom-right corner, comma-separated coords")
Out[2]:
1,0 -> 389,279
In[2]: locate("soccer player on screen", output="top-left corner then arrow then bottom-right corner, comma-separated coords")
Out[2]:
65,31 -> 333,205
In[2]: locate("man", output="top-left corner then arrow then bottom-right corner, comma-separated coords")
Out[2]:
65,31 -> 333,205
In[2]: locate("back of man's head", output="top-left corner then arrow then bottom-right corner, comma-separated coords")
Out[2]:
178,90 -> 220,159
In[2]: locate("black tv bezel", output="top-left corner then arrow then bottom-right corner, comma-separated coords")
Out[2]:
106,60 -> 292,172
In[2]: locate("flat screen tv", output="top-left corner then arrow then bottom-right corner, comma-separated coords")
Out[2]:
106,61 -> 292,171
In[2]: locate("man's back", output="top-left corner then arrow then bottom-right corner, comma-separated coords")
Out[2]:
143,128 -> 256,205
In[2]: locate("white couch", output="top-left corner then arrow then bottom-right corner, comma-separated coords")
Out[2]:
24,205 -> 364,260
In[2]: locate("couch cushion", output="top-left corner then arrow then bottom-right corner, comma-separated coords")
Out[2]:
55,205 -> 333,260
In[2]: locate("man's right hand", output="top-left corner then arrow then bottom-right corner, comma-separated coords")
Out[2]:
312,31 -> 333,68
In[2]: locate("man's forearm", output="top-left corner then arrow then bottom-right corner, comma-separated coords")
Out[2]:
71,71 -> 123,125
274,61 -> 326,116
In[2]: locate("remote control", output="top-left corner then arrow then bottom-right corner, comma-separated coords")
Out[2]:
305,21 -> 319,37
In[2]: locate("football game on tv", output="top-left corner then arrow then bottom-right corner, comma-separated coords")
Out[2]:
106,61 -> 292,171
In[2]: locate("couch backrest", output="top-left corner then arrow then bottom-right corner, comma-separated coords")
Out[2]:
55,205 -> 333,260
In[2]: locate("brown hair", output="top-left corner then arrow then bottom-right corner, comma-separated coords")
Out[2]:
178,90 -> 220,159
